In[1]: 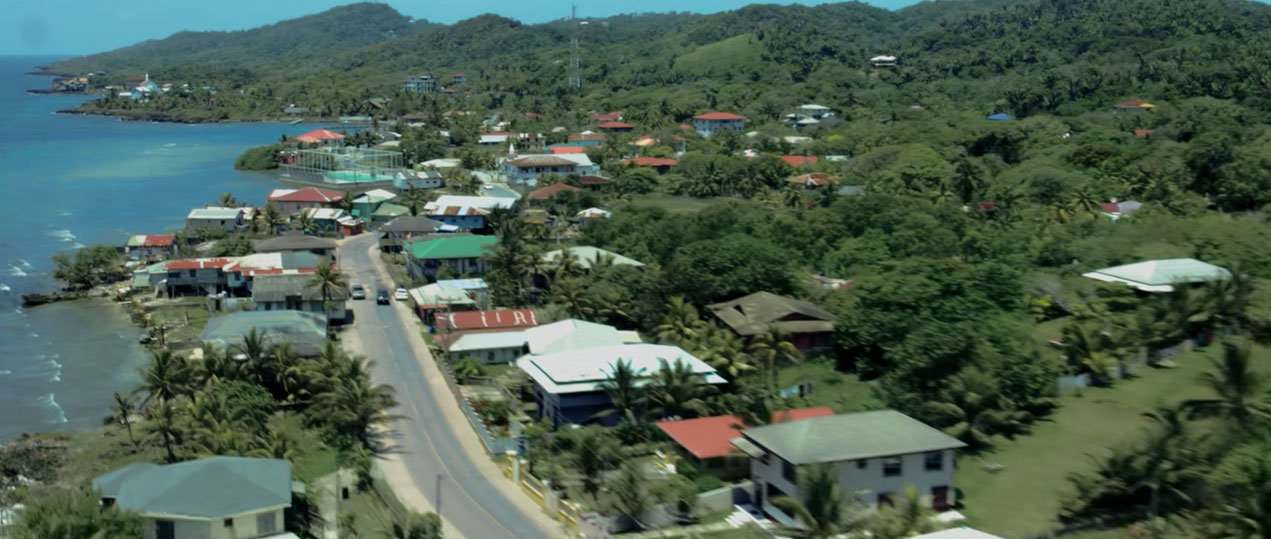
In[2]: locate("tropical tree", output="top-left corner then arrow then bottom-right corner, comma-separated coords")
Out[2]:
316,358 -> 398,449
646,359 -> 714,419
570,426 -> 622,497
218,192 -> 239,207
598,358 -> 645,420
308,260 -> 349,313
453,355 -> 484,384
292,210 -> 316,234
920,369 -> 1029,449
749,325 -> 801,394
138,349 -> 191,405
389,511 -> 443,539
12,486 -> 143,539
149,400 -> 183,463
609,460 -> 654,529
106,391 -> 139,448
870,486 -> 937,539
1181,340 -> 1271,431
771,463 -> 869,538
187,390 -> 254,456
234,327 -> 275,390
655,296 -> 703,345
261,201 -> 284,235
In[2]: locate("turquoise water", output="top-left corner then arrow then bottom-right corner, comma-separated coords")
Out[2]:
0,56 -> 317,441
324,169 -> 396,184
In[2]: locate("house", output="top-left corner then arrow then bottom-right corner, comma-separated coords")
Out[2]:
152,252 -> 324,298
596,121 -> 634,133
267,187 -> 345,215
300,208 -> 363,237
618,157 -> 677,174
731,410 -> 966,525
869,55 -> 898,67
1098,200 -> 1142,221
419,158 -> 461,170
567,133 -> 607,146
914,529 -> 1004,539
707,292 -> 835,352
282,105 -> 309,116
351,189 -> 398,218
252,273 -> 348,323
542,246 -> 643,271
433,308 -> 541,361
424,195 -> 517,230
523,318 -> 640,355
787,173 -> 841,190
185,208 -> 243,232
395,169 -> 444,190
435,308 -> 540,335
527,182 -> 581,201
403,74 -> 436,93
657,407 -> 833,480
406,235 -> 497,281
408,282 -> 478,321
201,310 -> 328,357
578,175 -> 612,191
436,278 -> 489,308
93,456 -> 294,539
371,203 -> 410,224
502,154 -> 599,186
124,234 -> 177,259
797,104 -> 831,119
1132,128 -> 1154,138
576,207 -> 611,227
985,113 -> 1013,121
1115,99 -> 1156,111
779,155 -> 818,168
518,343 -> 725,427
1082,258 -> 1231,293
292,128 -> 345,145
549,146 -> 587,155
447,331 -> 528,364
692,112 -> 748,136
590,111 -> 623,122
251,232 -> 336,260
377,216 -> 450,252
452,72 -> 467,85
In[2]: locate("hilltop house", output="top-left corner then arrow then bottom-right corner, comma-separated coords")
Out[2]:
93,457 -> 294,539
596,121 -> 634,133
732,410 -> 965,526
787,173 -> 841,190
267,187 -> 345,215
403,74 -> 436,93
252,273 -> 348,323
692,112 -> 748,136
870,55 -> 898,67
502,154 -> 599,186
185,208 -> 243,232
406,235 -> 497,281
576,207 -> 611,227
124,234 -> 177,259
707,291 -> 835,352
1082,258 -> 1230,293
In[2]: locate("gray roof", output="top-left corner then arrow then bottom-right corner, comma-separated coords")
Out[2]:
201,310 -> 329,357
739,410 -> 966,464
93,457 -> 291,519
252,233 -> 336,253
252,273 -> 349,303
380,215 -> 444,233
707,291 -> 834,336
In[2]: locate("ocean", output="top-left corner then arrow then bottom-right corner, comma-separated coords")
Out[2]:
0,55 -> 315,441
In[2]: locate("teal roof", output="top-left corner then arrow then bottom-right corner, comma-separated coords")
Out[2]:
373,203 -> 411,218
542,246 -> 644,269
1083,258 -> 1231,292
739,410 -> 966,464
93,457 -> 291,519
408,235 -> 497,260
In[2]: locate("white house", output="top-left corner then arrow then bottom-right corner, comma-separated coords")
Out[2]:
501,154 -> 599,186
185,207 -> 243,232
93,457 -> 294,539
692,112 -> 748,136
870,55 -> 898,67
447,330 -> 527,364
797,104 -> 832,119
732,410 -> 966,527
1082,258 -> 1231,293
403,74 -> 436,93
424,195 -> 517,230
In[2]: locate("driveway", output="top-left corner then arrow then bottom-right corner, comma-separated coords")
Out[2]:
337,233 -> 559,539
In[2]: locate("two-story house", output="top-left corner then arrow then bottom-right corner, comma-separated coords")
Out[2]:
501,154 -> 599,187
423,195 -> 517,230
731,410 -> 966,527
267,187 -> 345,216
377,216 -> 449,252
186,208 -> 243,232
403,74 -> 436,93
406,235 -> 497,281
252,273 -> 348,323
124,234 -> 178,260
93,456 -> 294,539
692,112 -> 748,136
707,291 -> 835,352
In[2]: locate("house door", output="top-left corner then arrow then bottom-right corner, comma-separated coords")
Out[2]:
155,520 -> 175,539
932,486 -> 950,511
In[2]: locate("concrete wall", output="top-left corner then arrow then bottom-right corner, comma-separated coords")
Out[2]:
448,345 -> 521,365
185,217 -> 241,232
142,507 -> 285,539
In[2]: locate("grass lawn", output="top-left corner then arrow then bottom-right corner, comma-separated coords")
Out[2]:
956,343 -> 1255,537
341,476 -> 413,536
626,194 -> 725,214
776,360 -> 883,413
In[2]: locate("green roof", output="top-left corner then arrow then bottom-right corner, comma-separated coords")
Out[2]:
373,203 -> 410,218
739,410 -> 965,464
1083,258 -> 1230,292
408,235 -> 497,260
93,457 -> 291,519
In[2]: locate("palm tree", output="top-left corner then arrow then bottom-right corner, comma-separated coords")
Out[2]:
647,359 -> 714,419
771,463 -> 868,538
402,187 -> 434,217
138,349 -> 191,405
749,325 -> 801,394
1070,184 -> 1101,214
261,201 -> 284,235
233,327 -> 274,389
1210,270 -> 1253,334
552,277 -> 594,320
292,210 -> 316,234
598,359 -> 645,420
655,296 -> 703,345
107,391 -> 140,448
870,486 -> 936,539
316,358 -> 399,449
782,186 -> 806,209
1136,406 -> 1204,517
691,325 -> 755,382
308,260 -> 349,314
187,390 -> 253,456
389,511 -> 443,539
1181,340 -> 1271,430
610,460 -> 654,529
571,426 -> 622,496
951,158 -> 981,203
921,370 -> 1028,448
453,355 -> 484,383
218,192 -> 239,207
149,400 -> 183,463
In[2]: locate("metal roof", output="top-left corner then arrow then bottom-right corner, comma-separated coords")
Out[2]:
657,408 -> 834,459
517,343 -> 726,395
187,208 -> 242,220
507,155 -> 581,168
707,291 -> 834,336
524,319 -> 626,355
435,278 -> 487,291
379,216 -> 444,233
251,233 -> 336,253
93,457 -> 291,519
127,234 -> 176,248
200,311 -> 328,357
436,309 -> 538,332
1082,258 -> 1231,292
738,410 -> 966,464
252,273 -> 348,302
448,330 -> 528,352
408,283 -> 476,307
913,529 -> 1005,539
542,246 -> 643,269
352,189 -> 398,204
407,235 -> 497,260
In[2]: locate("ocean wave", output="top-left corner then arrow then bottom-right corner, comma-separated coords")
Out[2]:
0,369 -> 11,375
0,284 -> 10,292
45,228 -> 76,242
29,332 -> 38,338
54,210 -> 72,217
7,266 -> 26,277
17,259 -> 31,269
38,394 -> 68,424
164,142 -> 177,147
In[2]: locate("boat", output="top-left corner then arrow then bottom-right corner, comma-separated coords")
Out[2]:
289,118 -> 303,125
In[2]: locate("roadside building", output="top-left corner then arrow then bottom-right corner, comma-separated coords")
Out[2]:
251,232 -> 337,261
423,195 -> 517,230
377,216 -> 450,252
408,282 -> 478,322
446,331 -> 528,364
200,310 -> 329,357
406,235 -> 497,281
251,273 -> 348,323
657,407 -> 833,480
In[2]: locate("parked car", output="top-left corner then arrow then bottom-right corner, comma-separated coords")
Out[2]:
376,288 -> 390,305
350,284 -> 366,300
394,286 -> 409,301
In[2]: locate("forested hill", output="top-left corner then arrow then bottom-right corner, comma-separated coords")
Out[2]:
45,3 -> 424,76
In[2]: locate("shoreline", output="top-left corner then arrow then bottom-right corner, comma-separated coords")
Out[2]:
52,107 -> 334,125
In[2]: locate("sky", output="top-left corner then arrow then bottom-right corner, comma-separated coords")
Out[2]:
1,0 -> 925,56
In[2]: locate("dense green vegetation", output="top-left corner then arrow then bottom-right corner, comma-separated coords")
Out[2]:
234,143 -> 284,170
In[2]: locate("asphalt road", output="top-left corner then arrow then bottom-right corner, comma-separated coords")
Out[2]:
338,233 -> 556,539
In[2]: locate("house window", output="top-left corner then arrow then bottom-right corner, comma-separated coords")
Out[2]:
256,512 -> 277,534
155,520 -> 175,539
781,459 -> 796,483
883,458 -> 902,477
925,451 -> 944,471
187,270 -> 196,277
223,517 -> 233,527
856,459 -> 868,469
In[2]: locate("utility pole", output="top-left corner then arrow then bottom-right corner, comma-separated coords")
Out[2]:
435,473 -> 443,516
568,4 -> 581,90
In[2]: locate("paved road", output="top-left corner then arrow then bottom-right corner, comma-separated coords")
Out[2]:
338,233 -> 556,539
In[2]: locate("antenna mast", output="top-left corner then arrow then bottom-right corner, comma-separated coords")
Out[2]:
568,4 -> 581,90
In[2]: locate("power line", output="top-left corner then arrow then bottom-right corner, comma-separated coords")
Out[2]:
568,4 -> 581,90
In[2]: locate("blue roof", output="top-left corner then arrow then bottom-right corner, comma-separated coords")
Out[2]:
986,113 -> 1013,120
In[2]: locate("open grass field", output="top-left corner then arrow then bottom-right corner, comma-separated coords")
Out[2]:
776,359 -> 883,413
626,194 -> 727,214
956,343 -> 1259,537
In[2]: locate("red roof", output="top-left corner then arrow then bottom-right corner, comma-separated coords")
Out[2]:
597,121 -> 634,130
1116,99 -> 1146,108
787,173 -> 840,186
1099,202 -> 1121,213
293,128 -> 345,143
1133,128 -> 1154,138
527,183 -> 582,200
165,258 -> 232,271
435,309 -> 539,332
549,146 -> 587,154
620,157 -> 678,167
693,112 -> 748,121
780,155 -> 819,167
579,175 -> 612,185
270,187 -> 345,204
569,133 -> 606,142
657,408 -> 835,459
135,234 -> 176,247
590,111 -> 623,122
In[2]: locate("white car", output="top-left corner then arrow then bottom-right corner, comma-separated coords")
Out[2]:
394,286 -> 409,301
